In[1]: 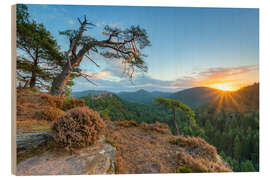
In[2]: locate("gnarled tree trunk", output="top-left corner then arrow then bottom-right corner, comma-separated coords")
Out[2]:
49,17 -> 149,97
29,59 -> 38,88
50,64 -> 71,96
29,72 -> 36,88
50,53 -> 85,96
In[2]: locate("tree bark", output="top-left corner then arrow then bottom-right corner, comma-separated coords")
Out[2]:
23,80 -> 30,88
173,107 -> 180,136
50,53 -> 85,96
50,63 -> 71,96
29,72 -> 36,88
30,60 -> 38,88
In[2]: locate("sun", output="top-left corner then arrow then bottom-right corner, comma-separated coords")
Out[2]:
215,84 -> 235,91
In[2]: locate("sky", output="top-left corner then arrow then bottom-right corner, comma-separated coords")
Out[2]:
26,4 -> 259,92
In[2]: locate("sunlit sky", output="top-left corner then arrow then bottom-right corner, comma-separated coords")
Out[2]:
26,4 -> 259,92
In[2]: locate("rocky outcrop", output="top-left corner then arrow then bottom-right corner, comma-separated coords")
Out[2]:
17,132 -> 52,152
16,135 -> 116,175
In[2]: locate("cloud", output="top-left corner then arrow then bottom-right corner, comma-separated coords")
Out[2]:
197,65 -> 258,80
80,71 -> 111,79
94,71 -> 111,79
172,65 -> 259,90
196,65 -> 258,86
96,22 -> 105,27
96,21 -> 122,28
72,64 -> 258,93
68,19 -> 74,25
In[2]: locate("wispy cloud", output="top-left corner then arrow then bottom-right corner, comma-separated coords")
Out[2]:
68,19 -> 74,25
172,65 -> 259,90
197,65 -> 258,80
72,65 -> 259,93
80,71 -> 111,79
96,21 -> 105,27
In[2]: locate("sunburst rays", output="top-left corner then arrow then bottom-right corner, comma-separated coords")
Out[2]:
207,90 -> 244,113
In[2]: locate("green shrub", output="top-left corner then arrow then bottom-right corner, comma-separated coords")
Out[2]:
51,106 -> 105,148
240,160 -> 256,172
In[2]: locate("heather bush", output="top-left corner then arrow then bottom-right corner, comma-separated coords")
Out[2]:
177,153 -> 209,172
37,106 -> 65,121
51,106 -> 105,148
169,136 -> 218,161
173,136 -> 232,173
40,93 -> 64,109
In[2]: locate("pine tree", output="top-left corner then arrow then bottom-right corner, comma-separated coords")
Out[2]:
16,4 -> 64,90
233,135 -> 242,162
154,97 -> 195,135
240,160 -> 256,172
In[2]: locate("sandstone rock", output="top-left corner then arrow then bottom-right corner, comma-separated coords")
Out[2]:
16,135 -> 116,175
17,132 -> 52,152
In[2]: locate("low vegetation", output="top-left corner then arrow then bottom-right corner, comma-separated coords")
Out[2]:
169,137 -> 231,172
51,106 -> 105,148
169,137 -> 217,161
114,120 -> 138,127
140,121 -> 172,134
36,106 -> 65,121
16,88 -> 232,173
17,88 -> 85,122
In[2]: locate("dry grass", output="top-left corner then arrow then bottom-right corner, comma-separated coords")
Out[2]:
177,152 -> 231,172
115,120 -> 138,127
16,89 -> 64,122
140,121 -> 172,135
16,89 -> 85,122
35,106 -> 65,121
169,136 -> 218,161
17,88 -> 63,109
169,137 -> 232,173
51,107 -> 105,148
105,121 -> 179,174
104,120 -> 231,174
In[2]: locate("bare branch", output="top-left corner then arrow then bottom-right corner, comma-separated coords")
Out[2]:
85,54 -> 100,68
81,75 -> 97,86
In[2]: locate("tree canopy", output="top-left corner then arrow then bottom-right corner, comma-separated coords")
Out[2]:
16,4 -> 64,90
154,97 -> 196,135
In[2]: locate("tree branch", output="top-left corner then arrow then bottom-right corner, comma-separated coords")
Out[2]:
85,54 -> 100,68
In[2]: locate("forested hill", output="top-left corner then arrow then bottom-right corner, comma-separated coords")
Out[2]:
73,83 -> 258,110
72,90 -> 110,98
195,83 -> 259,172
117,89 -> 171,104
169,87 -> 224,108
205,83 -> 259,113
72,87 -> 223,107
72,89 -> 172,104
79,93 -> 173,126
